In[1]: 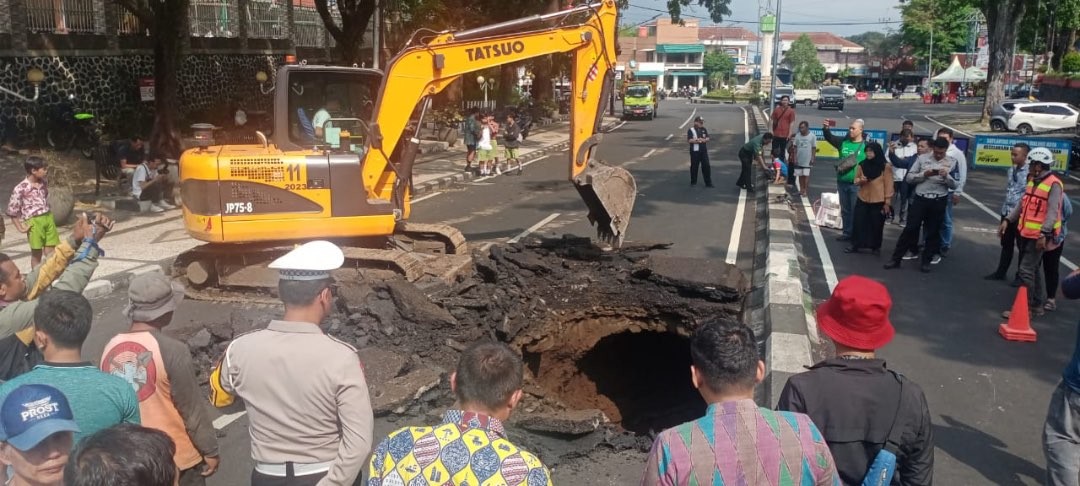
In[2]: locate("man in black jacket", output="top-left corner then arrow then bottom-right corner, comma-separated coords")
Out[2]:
777,275 -> 934,485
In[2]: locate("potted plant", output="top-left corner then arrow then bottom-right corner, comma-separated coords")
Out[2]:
429,108 -> 463,147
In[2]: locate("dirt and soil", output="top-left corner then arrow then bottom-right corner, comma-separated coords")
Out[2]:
184,235 -> 748,473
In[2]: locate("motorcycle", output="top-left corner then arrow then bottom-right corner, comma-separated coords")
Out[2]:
45,95 -> 100,159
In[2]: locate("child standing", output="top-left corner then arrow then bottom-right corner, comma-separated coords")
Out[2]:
503,113 -> 523,175
6,156 -> 58,268
477,113 -> 494,175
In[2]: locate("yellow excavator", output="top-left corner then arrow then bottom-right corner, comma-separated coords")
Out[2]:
174,0 -> 634,296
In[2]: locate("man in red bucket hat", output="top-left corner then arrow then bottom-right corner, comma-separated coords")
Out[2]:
776,275 -> 935,485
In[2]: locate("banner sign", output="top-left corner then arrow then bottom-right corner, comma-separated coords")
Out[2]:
889,133 -> 971,158
809,128 -> 888,159
973,135 -> 1071,173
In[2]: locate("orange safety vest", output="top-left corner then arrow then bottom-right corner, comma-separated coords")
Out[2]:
1019,173 -> 1064,239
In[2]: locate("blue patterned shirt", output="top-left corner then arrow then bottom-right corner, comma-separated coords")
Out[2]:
1002,163 -> 1030,217
368,410 -> 552,486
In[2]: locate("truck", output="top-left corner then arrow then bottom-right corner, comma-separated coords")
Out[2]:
622,81 -> 657,120
793,88 -> 818,106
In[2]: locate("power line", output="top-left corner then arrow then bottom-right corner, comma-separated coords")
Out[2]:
625,3 -> 902,26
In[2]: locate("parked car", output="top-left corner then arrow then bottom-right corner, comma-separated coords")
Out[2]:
818,86 -> 845,111
841,84 -> 857,98
1005,102 -> 1080,135
899,85 -> 923,100
772,85 -> 795,105
989,98 -> 1034,131
1010,85 -> 1040,100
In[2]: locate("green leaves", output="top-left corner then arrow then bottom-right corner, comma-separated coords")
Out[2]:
666,0 -> 733,24
703,51 -> 736,86
784,34 -> 827,89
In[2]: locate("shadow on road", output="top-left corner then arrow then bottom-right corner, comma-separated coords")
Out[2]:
934,414 -> 1045,485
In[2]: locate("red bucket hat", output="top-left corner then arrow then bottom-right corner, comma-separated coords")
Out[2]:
816,275 -> 895,350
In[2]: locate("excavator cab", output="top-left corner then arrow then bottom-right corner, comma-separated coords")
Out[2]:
273,66 -> 380,154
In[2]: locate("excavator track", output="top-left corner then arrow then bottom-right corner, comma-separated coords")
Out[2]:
172,224 -> 473,304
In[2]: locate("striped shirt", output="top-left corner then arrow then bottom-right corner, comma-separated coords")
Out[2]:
642,399 -> 839,486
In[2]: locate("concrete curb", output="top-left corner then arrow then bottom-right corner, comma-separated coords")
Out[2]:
410,120 -> 622,197
746,106 -> 815,408
83,262 -> 169,301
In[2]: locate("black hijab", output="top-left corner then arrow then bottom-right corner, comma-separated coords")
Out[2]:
861,141 -> 887,179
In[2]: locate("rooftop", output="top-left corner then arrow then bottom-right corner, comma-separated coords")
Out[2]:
779,32 -> 865,50
698,26 -> 759,42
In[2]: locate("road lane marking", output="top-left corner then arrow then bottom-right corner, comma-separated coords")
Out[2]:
214,411 -> 246,430
961,192 -> 1078,271
1070,174 -> 1080,184
643,149 -> 656,158
607,121 -> 627,132
802,197 -> 840,291
412,192 -> 443,204
622,148 -> 669,168
678,108 -> 697,130
508,213 -> 561,244
726,108 -> 751,265
665,133 -> 674,141
925,115 -> 974,138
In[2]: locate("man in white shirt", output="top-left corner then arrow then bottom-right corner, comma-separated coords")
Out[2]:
311,99 -> 341,140
131,156 -> 175,213
932,127 -> 967,262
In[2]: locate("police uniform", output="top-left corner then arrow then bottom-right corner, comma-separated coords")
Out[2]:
210,241 -> 373,486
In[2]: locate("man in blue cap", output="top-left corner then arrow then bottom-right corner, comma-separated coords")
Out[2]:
0,383 -> 80,486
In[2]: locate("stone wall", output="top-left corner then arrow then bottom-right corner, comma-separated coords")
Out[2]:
0,53 -> 284,139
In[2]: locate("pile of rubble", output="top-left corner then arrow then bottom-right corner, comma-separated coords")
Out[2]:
187,235 -> 747,463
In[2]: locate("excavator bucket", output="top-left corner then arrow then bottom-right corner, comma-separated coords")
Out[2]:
574,160 -> 637,247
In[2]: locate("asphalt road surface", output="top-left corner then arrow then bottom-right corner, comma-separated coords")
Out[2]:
796,101 -> 1066,485
78,98 -> 761,485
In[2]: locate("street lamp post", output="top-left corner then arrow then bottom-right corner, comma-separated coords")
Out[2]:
769,0 -> 783,112
0,68 -> 45,102
477,75 -> 495,106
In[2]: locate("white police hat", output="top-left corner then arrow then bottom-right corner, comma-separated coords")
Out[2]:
269,241 -> 345,281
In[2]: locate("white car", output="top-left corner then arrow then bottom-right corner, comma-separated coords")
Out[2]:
1005,102 -> 1080,135
841,84 -> 856,98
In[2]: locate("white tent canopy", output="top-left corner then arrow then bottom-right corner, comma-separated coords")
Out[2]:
928,56 -> 972,83
963,66 -> 987,81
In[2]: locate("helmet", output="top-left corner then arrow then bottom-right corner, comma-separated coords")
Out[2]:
1028,147 -> 1055,168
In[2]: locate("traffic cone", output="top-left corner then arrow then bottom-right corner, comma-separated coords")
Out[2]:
999,286 -> 1037,342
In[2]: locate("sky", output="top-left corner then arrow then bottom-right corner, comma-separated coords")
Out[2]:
620,0 -> 903,38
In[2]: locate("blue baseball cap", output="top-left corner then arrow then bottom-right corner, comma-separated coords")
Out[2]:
0,384 -> 79,451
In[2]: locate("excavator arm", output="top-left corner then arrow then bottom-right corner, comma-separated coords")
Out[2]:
364,0 -> 635,244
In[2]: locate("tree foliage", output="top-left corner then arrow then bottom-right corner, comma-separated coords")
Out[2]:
898,0 -> 977,75
784,34 -> 826,88
703,51 -> 736,87
315,0 -> 378,66
666,0 -> 733,23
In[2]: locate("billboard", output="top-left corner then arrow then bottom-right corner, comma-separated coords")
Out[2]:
973,135 -> 1071,174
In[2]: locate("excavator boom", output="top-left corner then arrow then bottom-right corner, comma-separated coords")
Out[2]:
366,0 -> 635,244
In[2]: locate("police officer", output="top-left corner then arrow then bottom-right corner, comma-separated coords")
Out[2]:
687,116 -> 713,187
210,241 -> 373,486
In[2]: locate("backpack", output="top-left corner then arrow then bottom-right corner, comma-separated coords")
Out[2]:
862,371 -> 904,486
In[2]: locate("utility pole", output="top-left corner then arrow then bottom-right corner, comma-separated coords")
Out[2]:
769,0 -> 783,112
372,0 -> 380,69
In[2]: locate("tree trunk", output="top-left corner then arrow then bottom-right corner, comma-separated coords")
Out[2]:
149,0 -> 189,159
337,25 -> 366,66
981,0 -> 1028,126
498,64 -> 518,106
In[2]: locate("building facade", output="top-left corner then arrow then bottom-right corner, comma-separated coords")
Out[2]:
698,26 -> 759,86
0,0 -> 363,140
777,32 -> 868,83
617,19 -> 705,91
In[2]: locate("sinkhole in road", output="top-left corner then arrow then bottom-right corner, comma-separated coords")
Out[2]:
523,315 -> 706,435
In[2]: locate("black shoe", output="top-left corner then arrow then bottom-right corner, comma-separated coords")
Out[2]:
837,235 -> 852,242
1010,277 -> 1022,287
844,246 -> 859,253
920,263 -> 932,273
983,272 -> 1006,281
884,260 -> 901,269
940,247 -> 950,258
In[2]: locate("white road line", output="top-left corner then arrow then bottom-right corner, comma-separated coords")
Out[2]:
643,148 -> 657,158
411,192 -> 443,204
665,133 -> 674,141
961,192 -> 1078,271
925,115 -> 974,138
678,108 -> 698,130
726,108 -> 751,265
607,121 -> 627,132
508,213 -> 561,244
1069,174 -> 1080,184
473,155 -> 551,182
213,411 -> 247,430
802,197 -> 840,291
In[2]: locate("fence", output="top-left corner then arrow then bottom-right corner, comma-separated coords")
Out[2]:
462,100 -> 498,111
25,0 -> 99,34
246,0 -> 286,39
0,0 -> 9,34
292,6 -> 326,47
116,7 -> 146,35
189,0 -> 239,38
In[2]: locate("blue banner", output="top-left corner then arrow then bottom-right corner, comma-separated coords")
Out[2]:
973,135 -> 1071,174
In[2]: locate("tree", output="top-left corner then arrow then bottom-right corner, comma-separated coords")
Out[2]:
315,0 -> 378,66
784,34 -> 827,88
957,0 -> 1036,125
899,0 -> 977,76
666,0 -> 733,23
113,0 -> 189,158
703,51 -> 735,87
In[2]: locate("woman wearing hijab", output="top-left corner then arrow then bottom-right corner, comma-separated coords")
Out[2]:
846,141 -> 894,255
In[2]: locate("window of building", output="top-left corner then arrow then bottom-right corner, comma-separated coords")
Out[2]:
293,0 -> 337,47
116,6 -> 147,35
189,0 -> 239,38
25,0 -> 102,34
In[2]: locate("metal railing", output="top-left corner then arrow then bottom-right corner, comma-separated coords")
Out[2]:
246,0 -> 286,39
0,0 -> 9,33
116,7 -> 146,35
25,0 -> 99,34
293,5 -> 326,47
189,0 -> 239,38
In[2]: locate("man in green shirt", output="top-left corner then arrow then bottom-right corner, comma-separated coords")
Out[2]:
0,289 -> 140,447
737,132 -> 774,191
822,119 -> 867,241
